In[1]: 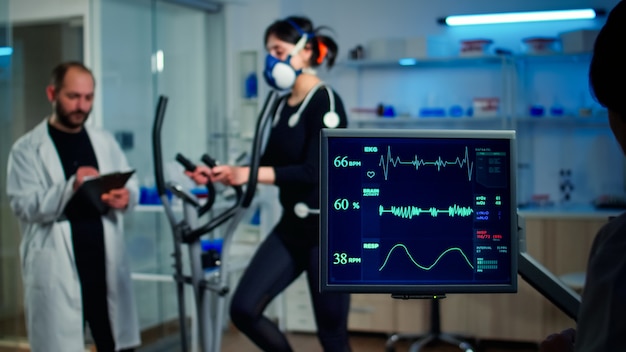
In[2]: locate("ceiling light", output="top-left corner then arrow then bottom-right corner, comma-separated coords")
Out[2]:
439,8 -> 603,26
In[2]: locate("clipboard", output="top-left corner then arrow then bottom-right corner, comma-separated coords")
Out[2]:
72,170 -> 135,215
82,170 -> 135,193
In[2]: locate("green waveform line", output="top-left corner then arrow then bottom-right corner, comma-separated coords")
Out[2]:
379,145 -> 474,181
378,244 -> 475,271
379,204 -> 474,218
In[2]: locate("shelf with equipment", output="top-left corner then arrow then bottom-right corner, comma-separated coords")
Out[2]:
340,54 -> 516,129
341,51 -> 617,212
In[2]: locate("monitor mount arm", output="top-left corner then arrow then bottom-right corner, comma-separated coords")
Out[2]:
517,214 -> 581,321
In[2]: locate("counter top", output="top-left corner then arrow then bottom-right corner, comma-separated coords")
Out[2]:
518,204 -> 624,219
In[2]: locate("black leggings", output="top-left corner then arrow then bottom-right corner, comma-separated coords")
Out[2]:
229,232 -> 351,352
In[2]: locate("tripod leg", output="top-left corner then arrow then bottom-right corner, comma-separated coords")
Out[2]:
385,332 -> 422,352
439,333 -> 475,352
408,333 -> 436,352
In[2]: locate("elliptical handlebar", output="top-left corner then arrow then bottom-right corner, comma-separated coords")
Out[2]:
174,152 -> 219,217
201,154 -> 218,168
181,90 -> 280,242
152,96 -> 169,200
151,95 -> 189,352
241,90 -> 280,208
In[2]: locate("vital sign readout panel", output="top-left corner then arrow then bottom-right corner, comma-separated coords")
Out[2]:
320,129 -> 518,294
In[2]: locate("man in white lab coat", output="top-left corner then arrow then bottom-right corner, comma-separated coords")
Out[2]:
6,62 -> 141,352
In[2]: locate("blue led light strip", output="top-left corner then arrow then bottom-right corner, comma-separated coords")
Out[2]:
445,9 -> 597,26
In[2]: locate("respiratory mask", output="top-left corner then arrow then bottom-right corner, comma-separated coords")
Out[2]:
263,21 -> 311,90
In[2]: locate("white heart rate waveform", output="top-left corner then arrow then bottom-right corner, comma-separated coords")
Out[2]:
378,244 -> 475,271
378,145 -> 474,181
379,204 -> 474,218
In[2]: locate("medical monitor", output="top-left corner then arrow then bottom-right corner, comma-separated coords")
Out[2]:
320,128 -> 518,295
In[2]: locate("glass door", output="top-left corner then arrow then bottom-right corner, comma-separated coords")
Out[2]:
0,0 -> 25,346
97,0 -> 225,348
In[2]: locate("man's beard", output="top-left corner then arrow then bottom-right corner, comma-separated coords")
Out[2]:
54,101 -> 91,130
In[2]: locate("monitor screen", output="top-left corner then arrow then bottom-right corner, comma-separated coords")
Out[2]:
320,128 -> 518,295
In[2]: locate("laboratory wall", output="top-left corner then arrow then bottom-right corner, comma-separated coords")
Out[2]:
223,0 -> 624,206
1,0 -> 625,348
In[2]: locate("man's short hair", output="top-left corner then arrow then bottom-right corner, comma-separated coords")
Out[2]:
50,61 -> 95,91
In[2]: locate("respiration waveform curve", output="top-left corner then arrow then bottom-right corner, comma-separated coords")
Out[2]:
379,145 -> 474,181
378,243 -> 475,271
379,204 -> 474,218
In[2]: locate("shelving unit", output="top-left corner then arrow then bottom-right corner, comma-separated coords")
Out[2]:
341,54 -> 516,125
340,52 -> 618,210
229,50 -> 260,164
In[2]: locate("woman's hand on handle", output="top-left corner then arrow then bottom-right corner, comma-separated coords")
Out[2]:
184,165 -> 212,185
210,165 -> 249,186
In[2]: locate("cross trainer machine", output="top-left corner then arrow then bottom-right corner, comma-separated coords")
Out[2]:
151,91 -> 281,352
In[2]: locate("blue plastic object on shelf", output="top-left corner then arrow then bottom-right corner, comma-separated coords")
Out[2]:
550,105 -> 565,116
449,105 -> 464,117
250,208 -> 261,225
245,72 -> 258,98
529,105 -> 545,117
419,107 -> 446,117
139,186 -> 172,205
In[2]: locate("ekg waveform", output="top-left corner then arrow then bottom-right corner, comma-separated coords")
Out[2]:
378,146 -> 474,181
378,244 -> 475,271
379,204 -> 474,218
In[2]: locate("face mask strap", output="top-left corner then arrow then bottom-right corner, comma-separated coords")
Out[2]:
289,34 -> 309,56
286,19 -> 311,57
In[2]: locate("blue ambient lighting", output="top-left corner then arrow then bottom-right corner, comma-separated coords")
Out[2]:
398,58 -> 417,66
0,47 -> 13,56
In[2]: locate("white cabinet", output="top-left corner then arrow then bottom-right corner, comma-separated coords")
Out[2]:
284,274 -> 317,332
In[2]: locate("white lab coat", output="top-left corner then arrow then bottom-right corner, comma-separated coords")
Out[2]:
6,119 -> 141,352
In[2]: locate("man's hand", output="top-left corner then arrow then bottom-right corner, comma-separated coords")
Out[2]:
101,188 -> 130,209
74,166 -> 99,191
539,328 -> 576,352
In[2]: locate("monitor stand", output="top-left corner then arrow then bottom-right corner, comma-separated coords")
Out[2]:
386,295 -> 474,352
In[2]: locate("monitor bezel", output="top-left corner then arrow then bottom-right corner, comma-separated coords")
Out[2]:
320,128 -> 518,295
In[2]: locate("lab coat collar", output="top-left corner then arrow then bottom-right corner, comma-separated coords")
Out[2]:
32,118 -> 66,186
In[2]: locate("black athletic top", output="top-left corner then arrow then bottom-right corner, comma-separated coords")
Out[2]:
260,86 -> 348,248
48,124 -> 106,287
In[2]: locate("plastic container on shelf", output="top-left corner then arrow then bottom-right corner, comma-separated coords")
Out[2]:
522,37 -> 561,55
459,39 -> 493,57
559,29 -> 599,54
472,97 -> 499,117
